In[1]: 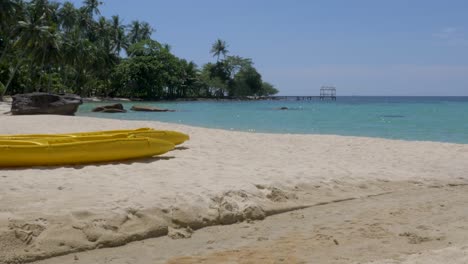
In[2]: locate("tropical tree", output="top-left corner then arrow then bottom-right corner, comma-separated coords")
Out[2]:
0,0 -> 21,34
2,5 -> 53,96
127,20 -> 153,47
58,2 -> 78,33
0,0 -> 23,63
83,0 -> 101,17
210,38 -> 228,61
0,0 -> 278,100
231,66 -> 262,96
258,82 -> 279,96
110,15 -> 127,55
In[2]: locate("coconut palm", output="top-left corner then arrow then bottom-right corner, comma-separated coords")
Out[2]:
210,39 -> 229,61
2,10 -> 52,95
58,2 -> 78,33
127,20 -> 141,45
140,22 -> 153,40
0,0 -> 21,34
29,0 -> 58,24
127,20 -> 153,46
110,15 -> 128,55
83,0 -> 101,17
0,0 -> 24,64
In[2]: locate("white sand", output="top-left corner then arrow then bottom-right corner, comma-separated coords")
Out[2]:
0,109 -> 468,263
0,102 -> 11,115
34,182 -> 468,264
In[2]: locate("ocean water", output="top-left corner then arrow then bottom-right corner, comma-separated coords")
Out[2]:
77,97 -> 468,144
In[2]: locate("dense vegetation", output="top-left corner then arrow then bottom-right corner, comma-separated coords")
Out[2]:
0,0 -> 278,100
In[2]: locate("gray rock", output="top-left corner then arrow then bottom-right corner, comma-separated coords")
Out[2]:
11,93 -> 82,115
92,103 -> 126,113
131,105 -> 175,112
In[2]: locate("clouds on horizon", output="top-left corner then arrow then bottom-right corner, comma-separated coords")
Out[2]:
432,27 -> 468,47
263,64 -> 468,96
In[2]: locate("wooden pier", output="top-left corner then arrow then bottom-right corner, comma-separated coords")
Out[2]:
266,86 -> 337,101
319,86 -> 337,100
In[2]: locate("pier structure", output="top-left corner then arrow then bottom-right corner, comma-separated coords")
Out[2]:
319,86 -> 337,100
266,86 -> 337,101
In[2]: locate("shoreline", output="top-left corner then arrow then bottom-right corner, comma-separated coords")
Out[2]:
0,114 -> 468,263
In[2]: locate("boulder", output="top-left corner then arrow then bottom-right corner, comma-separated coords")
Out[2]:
11,93 -> 82,115
130,105 -> 175,112
101,108 -> 126,113
92,103 -> 127,113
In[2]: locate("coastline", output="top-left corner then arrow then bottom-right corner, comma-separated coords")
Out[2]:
1,112 -> 468,263
78,97 -> 468,145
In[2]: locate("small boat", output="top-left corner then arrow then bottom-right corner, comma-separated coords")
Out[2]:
0,128 -> 189,145
0,128 -> 189,167
0,137 -> 175,167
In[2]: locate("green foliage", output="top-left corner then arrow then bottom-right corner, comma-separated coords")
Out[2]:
112,40 -> 199,99
210,38 -> 228,61
201,51 -> 278,97
0,0 -> 278,99
259,82 -> 279,96
231,66 -> 262,96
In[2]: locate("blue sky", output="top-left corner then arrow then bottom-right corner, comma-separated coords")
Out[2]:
66,0 -> 468,95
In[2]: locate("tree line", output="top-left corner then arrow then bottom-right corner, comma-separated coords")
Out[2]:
0,0 -> 279,100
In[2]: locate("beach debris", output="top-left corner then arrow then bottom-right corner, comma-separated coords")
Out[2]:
266,187 -> 297,202
11,92 -> 82,115
168,226 -> 193,239
92,103 -> 126,113
399,232 -> 432,244
130,105 -> 175,112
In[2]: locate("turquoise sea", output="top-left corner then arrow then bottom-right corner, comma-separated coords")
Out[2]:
78,97 -> 468,144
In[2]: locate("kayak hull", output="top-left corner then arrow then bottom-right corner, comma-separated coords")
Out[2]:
0,128 -> 190,145
0,138 -> 175,167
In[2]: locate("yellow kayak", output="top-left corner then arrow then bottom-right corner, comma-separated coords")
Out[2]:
0,137 -> 175,167
0,128 -> 189,145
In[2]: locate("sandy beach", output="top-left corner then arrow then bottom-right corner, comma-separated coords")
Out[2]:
1,105 -> 468,263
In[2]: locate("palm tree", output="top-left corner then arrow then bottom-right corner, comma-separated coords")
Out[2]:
139,22 -> 153,40
127,20 -> 153,46
58,1 -> 78,33
30,0 -> 58,23
0,0 -> 23,64
0,0 -> 21,34
35,29 -> 61,92
210,38 -> 228,61
2,11 -> 52,96
61,31 -> 98,95
110,15 -> 127,55
77,0 -> 101,41
162,43 -> 171,52
83,0 -> 101,17
127,20 -> 141,45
